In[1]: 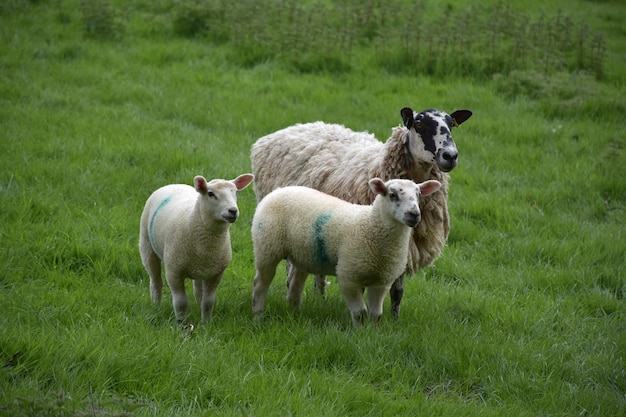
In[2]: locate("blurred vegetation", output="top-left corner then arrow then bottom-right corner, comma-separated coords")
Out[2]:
164,0 -> 608,78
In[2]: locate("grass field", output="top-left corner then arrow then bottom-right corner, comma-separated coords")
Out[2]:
1,0 -> 625,416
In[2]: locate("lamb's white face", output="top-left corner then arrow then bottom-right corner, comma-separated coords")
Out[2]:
205,181 -> 240,223
402,108 -> 472,172
386,180 -> 422,227
194,174 -> 254,224
370,178 -> 442,227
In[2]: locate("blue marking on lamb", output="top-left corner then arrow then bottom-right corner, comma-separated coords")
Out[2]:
313,213 -> 333,267
148,196 -> 172,251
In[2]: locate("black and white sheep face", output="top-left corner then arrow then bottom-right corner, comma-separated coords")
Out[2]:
401,107 -> 473,172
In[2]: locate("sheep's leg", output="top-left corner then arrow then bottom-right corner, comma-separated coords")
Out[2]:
367,286 -> 390,323
192,279 -> 203,306
286,266 -> 308,311
313,275 -> 329,297
165,269 -> 188,323
142,250 -> 163,304
252,262 -> 278,318
389,275 -> 404,317
285,260 -> 292,289
197,276 -> 222,324
338,281 -> 368,326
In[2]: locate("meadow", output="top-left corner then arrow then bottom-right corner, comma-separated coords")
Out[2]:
1,0 -> 625,415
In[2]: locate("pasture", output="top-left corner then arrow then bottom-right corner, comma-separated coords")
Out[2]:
1,0 -> 624,415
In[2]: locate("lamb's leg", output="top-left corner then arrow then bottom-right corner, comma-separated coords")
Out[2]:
252,262 -> 278,319
367,286 -> 390,323
288,260 -> 327,298
165,269 -> 188,323
142,249 -> 163,304
389,275 -> 404,317
285,260 -> 293,289
193,279 -> 203,306
198,276 -> 222,324
338,281 -> 368,326
286,266 -> 308,311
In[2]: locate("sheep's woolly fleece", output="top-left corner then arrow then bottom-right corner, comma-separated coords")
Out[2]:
251,117 -> 467,274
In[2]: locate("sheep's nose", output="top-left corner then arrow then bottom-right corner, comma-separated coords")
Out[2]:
442,150 -> 458,163
438,149 -> 458,172
224,208 -> 239,223
405,211 -> 421,227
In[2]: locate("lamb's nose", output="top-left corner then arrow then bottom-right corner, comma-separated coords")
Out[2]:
228,208 -> 238,217
405,211 -> 421,227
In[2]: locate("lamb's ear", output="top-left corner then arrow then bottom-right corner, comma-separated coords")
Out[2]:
450,110 -> 472,127
418,180 -> 441,196
400,107 -> 415,129
368,178 -> 388,196
232,173 -> 254,191
194,176 -> 209,194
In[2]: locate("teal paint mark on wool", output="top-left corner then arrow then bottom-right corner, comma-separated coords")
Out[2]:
149,196 -> 172,251
313,213 -> 332,267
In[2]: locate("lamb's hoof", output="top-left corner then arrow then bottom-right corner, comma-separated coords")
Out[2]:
370,313 -> 383,324
351,309 -> 368,326
182,323 -> 195,338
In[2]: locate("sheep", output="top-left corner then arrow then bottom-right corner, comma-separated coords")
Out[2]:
251,107 -> 472,316
251,178 -> 442,326
139,173 -> 254,324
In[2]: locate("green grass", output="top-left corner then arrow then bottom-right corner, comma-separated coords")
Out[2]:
1,0 -> 625,416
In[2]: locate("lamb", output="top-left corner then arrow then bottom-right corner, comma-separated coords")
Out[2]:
139,173 -> 254,324
251,107 -> 472,316
251,178 -> 441,326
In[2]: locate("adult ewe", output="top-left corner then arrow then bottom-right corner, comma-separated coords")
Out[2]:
251,107 -> 472,316
251,178 -> 441,325
139,173 -> 254,324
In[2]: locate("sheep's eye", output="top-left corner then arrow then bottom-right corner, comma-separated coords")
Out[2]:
389,192 -> 398,201
415,122 -> 424,130
208,191 -> 216,199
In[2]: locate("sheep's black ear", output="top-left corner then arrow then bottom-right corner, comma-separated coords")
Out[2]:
400,107 -> 415,129
450,110 -> 472,127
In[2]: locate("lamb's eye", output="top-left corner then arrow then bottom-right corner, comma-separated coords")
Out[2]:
208,191 -> 216,199
389,192 -> 398,201
415,122 -> 424,130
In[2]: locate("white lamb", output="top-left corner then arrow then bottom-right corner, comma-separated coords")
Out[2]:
251,107 -> 472,316
139,173 -> 254,324
251,178 -> 441,326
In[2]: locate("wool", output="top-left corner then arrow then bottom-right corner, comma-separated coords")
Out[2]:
251,108 -> 472,315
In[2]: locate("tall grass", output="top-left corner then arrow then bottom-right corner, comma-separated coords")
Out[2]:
1,0 -> 625,416
166,0 -> 609,78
